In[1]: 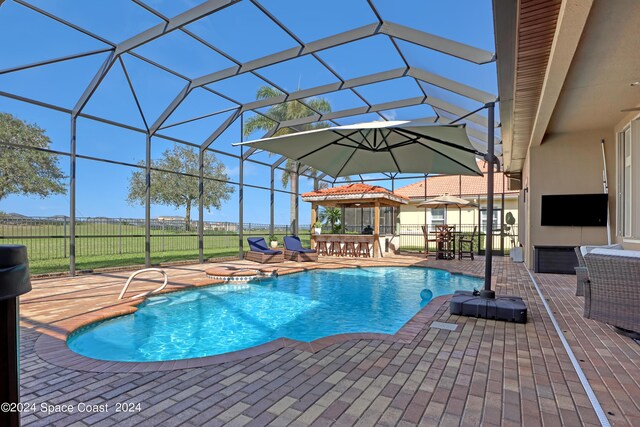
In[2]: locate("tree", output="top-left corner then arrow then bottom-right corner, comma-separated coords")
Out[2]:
127,146 -> 233,231
319,207 -> 342,233
243,87 -> 332,231
0,112 -> 66,201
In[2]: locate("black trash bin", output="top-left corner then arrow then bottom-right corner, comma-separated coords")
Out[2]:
0,245 -> 32,427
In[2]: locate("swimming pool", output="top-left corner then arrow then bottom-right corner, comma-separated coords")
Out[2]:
68,267 -> 481,362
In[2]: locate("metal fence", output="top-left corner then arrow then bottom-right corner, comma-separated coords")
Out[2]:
398,224 -> 519,256
0,216 -> 310,262
0,216 -> 517,274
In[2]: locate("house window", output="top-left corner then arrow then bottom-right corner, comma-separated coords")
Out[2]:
430,208 -> 445,226
480,209 -> 500,233
619,126 -> 632,237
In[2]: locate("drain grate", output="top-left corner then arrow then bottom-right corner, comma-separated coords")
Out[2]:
430,322 -> 458,331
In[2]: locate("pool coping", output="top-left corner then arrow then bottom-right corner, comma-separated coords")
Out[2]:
34,263 -> 480,373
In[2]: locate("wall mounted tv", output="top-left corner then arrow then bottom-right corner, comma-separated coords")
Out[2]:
541,194 -> 608,226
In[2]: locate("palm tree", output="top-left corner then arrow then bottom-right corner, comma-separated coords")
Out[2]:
318,207 -> 342,233
243,86 -> 332,233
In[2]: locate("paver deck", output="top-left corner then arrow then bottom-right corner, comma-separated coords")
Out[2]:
15,254 -> 640,426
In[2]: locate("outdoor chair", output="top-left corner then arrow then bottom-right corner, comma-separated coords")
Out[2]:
315,240 -> 329,256
575,244 -> 623,296
583,248 -> 640,336
283,236 -> 318,262
342,236 -> 357,257
329,239 -> 343,256
435,225 -> 456,260
356,240 -> 371,258
458,226 -> 477,260
421,225 -> 437,259
245,237 -> 284,264
574,247 -> 588,296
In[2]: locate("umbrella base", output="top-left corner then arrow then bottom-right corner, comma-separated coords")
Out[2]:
449,291 -> 527,323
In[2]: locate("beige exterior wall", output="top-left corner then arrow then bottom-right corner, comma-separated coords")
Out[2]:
520,129 -> 617,265
399,197 -> 519,230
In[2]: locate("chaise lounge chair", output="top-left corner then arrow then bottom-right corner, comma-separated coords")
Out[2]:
283,235 -> 318,262
245,237 -> 284,264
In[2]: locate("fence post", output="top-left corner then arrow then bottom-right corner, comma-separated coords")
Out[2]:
69,116 -> 77,276
63,217 -> 67,259
144,134 -> 151,267
119,220 -> 123,255
162,221 -> 165,253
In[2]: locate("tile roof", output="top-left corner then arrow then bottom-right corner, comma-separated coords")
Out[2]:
302,183 -> 408,199
394,170 -> 517,199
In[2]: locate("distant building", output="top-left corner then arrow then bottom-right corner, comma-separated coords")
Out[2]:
156,216 -> 184,222
394,165 -> 518,232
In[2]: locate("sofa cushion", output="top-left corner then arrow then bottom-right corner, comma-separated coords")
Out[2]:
580,244 -> 623,257
589,248 -> 640,258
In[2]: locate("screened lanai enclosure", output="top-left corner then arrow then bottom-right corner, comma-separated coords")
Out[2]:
0,0 -> 501,275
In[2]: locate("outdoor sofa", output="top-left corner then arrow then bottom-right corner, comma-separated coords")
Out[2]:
283,235 -> 318,262
245,237 -> 284,264
574,244 -> 622,296
583,248 -> 640,336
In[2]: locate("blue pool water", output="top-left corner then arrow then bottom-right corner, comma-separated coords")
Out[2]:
68,267 -> 480,362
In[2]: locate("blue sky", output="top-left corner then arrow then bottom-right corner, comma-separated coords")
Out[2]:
0,0 -> 496,224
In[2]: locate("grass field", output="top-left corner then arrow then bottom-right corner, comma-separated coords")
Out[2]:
1,220 -> 311,275
3,219 -> 511,275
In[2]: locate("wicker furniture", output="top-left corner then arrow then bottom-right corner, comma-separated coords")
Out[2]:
283,236 -> 318,262
458,226 -> 477,260
575,244 -> 623,296
574,247 -> 588,296
583,249 -> 640,334
245,237 -> 284,264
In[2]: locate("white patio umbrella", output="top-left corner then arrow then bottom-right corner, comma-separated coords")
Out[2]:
417,194 -> 478,209
418,194 -> 478,229
234,120 -> 483,177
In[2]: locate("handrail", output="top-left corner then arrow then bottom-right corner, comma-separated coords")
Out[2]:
118,268 -> 168,300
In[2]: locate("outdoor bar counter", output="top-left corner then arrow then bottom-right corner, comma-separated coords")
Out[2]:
303,182 -> 409,259
311,234 -> 379,258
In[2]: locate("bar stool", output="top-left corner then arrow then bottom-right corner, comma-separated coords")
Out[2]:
329,240 -> 342,256
357,240 -> 371,258
343,236 -> 356,257
316,240 -> 328,256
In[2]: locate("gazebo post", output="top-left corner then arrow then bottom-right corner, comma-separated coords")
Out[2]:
310,203 -> 317,249
373,201 -> 380,258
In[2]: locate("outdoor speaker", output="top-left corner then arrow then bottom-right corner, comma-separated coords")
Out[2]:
0,245 -> 32,427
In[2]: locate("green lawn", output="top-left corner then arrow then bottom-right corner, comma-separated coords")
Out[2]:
5,221 -> 513,275
29,247 -> 240,275
2,222 -> 311,275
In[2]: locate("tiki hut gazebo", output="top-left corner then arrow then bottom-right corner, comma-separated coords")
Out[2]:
302,184 -> 408,258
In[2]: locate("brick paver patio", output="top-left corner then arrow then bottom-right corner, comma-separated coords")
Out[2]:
15,254 -> 640,426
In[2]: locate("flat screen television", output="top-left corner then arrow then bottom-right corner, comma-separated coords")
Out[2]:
541,194 -> 608,226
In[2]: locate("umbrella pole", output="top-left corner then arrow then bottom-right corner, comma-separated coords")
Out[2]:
481,102 -> 495,299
